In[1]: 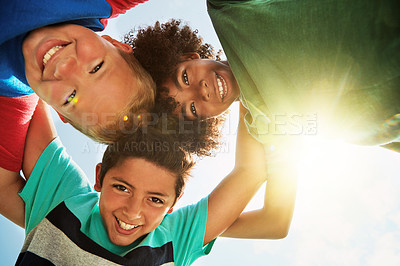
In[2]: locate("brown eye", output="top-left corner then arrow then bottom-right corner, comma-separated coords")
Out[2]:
150,197 -> 163,204
90,61 -> 104,74
183,70 -> 189,85
190,102 -> 197,117
113,184 -> 128,192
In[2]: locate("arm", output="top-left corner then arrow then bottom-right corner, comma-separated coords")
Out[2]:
204,104 -> 268,245
0,95 -> 38,227
22,99 -> 57,179
222,168 -> 297,239
0,168 -> 26,228
0,100 -> 56,227
221,113 -> 298,239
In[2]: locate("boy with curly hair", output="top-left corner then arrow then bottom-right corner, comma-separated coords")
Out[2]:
130,0 -> 400,155
123,19 -> 226,157
205,0 -> 400,148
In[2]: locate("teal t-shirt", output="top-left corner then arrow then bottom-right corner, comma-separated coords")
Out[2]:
207,0 -> 400,146
19,137 -> 215,265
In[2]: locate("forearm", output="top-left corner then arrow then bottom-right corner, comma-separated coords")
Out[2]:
206,166 -> 267,240
222,168 -> 297,239
0,168 -> 26,228
204,104 -> 268,244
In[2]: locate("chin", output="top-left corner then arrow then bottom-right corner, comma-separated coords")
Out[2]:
110,236 -> 136,247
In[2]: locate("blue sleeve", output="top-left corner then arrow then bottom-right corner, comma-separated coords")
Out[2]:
19,137 -> 93,234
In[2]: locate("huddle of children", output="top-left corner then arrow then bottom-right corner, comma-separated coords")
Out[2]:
1,0 -> 398,265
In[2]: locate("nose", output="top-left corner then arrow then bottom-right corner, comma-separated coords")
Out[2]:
123,198 -> 142,220
198,80 -> 210,101
54,57 -> 77,80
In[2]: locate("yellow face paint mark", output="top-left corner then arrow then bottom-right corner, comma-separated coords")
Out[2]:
65,93 -> 77,105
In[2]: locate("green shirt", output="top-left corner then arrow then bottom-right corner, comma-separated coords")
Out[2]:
19,137 -> 214,265
208,0 -> 400,147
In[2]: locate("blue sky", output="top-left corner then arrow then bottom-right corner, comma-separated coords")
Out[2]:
1,1 -> 400,265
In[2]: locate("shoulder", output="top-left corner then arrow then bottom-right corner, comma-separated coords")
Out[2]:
164,197 -> 209,225
105,0 -> 149,18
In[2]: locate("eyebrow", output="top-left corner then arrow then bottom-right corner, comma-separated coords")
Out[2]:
112,177 -> 169,197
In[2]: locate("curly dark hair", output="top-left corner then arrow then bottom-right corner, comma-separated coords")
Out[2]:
124,19 -> 217,85
123,19 -> 226,157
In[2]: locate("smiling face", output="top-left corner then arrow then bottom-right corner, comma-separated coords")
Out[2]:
94,158 -> 177,246
159,53 -> 240,120
22,24 -> 146,128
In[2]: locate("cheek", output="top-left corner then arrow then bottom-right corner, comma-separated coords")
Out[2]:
22,33 -> 37,61
24,59 -> 39,87
78,35 -> 106,57
146,207 -> 169,226
99,192 -> 121,215
201,103 -> 223,118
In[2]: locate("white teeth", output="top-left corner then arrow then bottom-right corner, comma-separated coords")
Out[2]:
116,218 -> 140,230
216,74 -> 227,100
42,45 -> 64,67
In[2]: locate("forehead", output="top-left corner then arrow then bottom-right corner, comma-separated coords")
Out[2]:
106,157 -> 177,192
60,54 -> 142,126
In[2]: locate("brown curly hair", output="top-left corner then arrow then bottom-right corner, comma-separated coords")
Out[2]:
123,19 -> 226,157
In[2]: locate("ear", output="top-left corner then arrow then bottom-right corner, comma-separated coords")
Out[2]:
168,192 -> 184,214
180,52 -> 200,61
94,163 -> 102,192
102,35 -> 133,53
